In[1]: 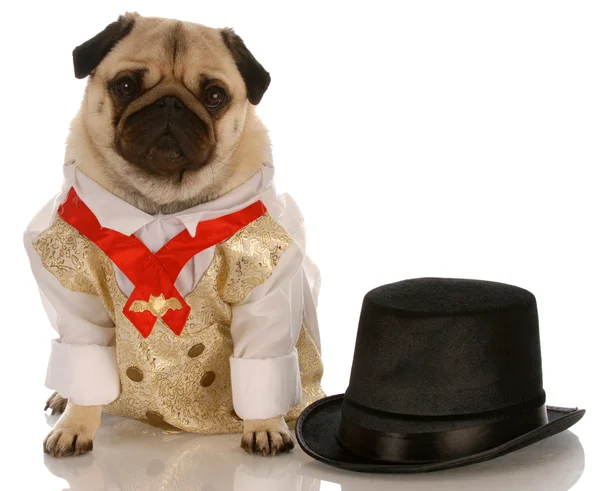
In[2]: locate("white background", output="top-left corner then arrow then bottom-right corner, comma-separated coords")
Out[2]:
1,1 -> 598,489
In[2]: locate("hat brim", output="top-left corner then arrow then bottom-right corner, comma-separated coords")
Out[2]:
295,394 -> 585,473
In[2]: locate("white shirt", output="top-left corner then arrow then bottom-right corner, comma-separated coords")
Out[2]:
24,161 -> 321,420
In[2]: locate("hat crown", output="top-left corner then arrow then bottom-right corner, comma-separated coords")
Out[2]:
345,278 -> 544,418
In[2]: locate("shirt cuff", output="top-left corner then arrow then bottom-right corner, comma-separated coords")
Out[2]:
230,349 -> 302,420
45,339 -> 121,406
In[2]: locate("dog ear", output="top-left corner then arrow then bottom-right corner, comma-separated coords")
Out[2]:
220,28 -> 271,105
73,13 -> 138,79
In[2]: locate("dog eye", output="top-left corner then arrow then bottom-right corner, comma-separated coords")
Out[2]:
116,77 -> 139,99
202,85 -> 228,109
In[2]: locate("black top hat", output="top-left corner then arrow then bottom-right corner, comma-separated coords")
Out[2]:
295,278 -> 585,473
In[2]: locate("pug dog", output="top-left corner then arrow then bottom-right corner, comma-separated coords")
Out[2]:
25,12 -> 324,458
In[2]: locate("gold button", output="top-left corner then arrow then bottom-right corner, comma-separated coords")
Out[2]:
145,411 -> 180,432
201,371 -> 216,387
126,367 -> 143,382
146,411 -> 164,425
187,343 -> 205,358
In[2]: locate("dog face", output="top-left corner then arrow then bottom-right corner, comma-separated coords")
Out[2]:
70,13 -> 271,212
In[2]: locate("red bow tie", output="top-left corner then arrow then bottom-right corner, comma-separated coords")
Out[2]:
58,188 -> 266,338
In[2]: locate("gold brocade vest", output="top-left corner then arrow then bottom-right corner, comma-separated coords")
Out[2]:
33,213 -> 325,434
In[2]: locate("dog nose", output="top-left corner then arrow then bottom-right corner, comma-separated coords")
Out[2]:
155,96 -> 184,110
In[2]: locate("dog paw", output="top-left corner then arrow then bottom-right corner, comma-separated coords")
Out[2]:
241,417 -> 295,457
45,392 -> 67,415
43,428 -> 94,458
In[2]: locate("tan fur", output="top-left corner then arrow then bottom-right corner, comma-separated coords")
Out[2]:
67,12 -> 272,214
49,13 -> 290,457
45,391 -> 68,415
44,399 -> 101,458
241,416 -> 295,456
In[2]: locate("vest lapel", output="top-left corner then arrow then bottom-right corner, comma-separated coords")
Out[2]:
58,187 -> 266,337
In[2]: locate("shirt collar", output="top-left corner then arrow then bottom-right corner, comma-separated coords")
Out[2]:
64,162 -> 275,237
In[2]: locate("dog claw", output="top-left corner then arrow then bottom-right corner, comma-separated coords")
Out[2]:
241,429 -> 295,456
44,428 -> 94,458
45,392 -> 68,415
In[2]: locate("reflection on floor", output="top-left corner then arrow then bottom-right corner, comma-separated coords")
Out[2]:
43,413 -> 585,491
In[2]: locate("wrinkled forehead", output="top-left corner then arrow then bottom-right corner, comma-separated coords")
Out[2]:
97,17 -> 241,88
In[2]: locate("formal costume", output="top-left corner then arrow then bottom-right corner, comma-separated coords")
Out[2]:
24,161 -> 324,433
